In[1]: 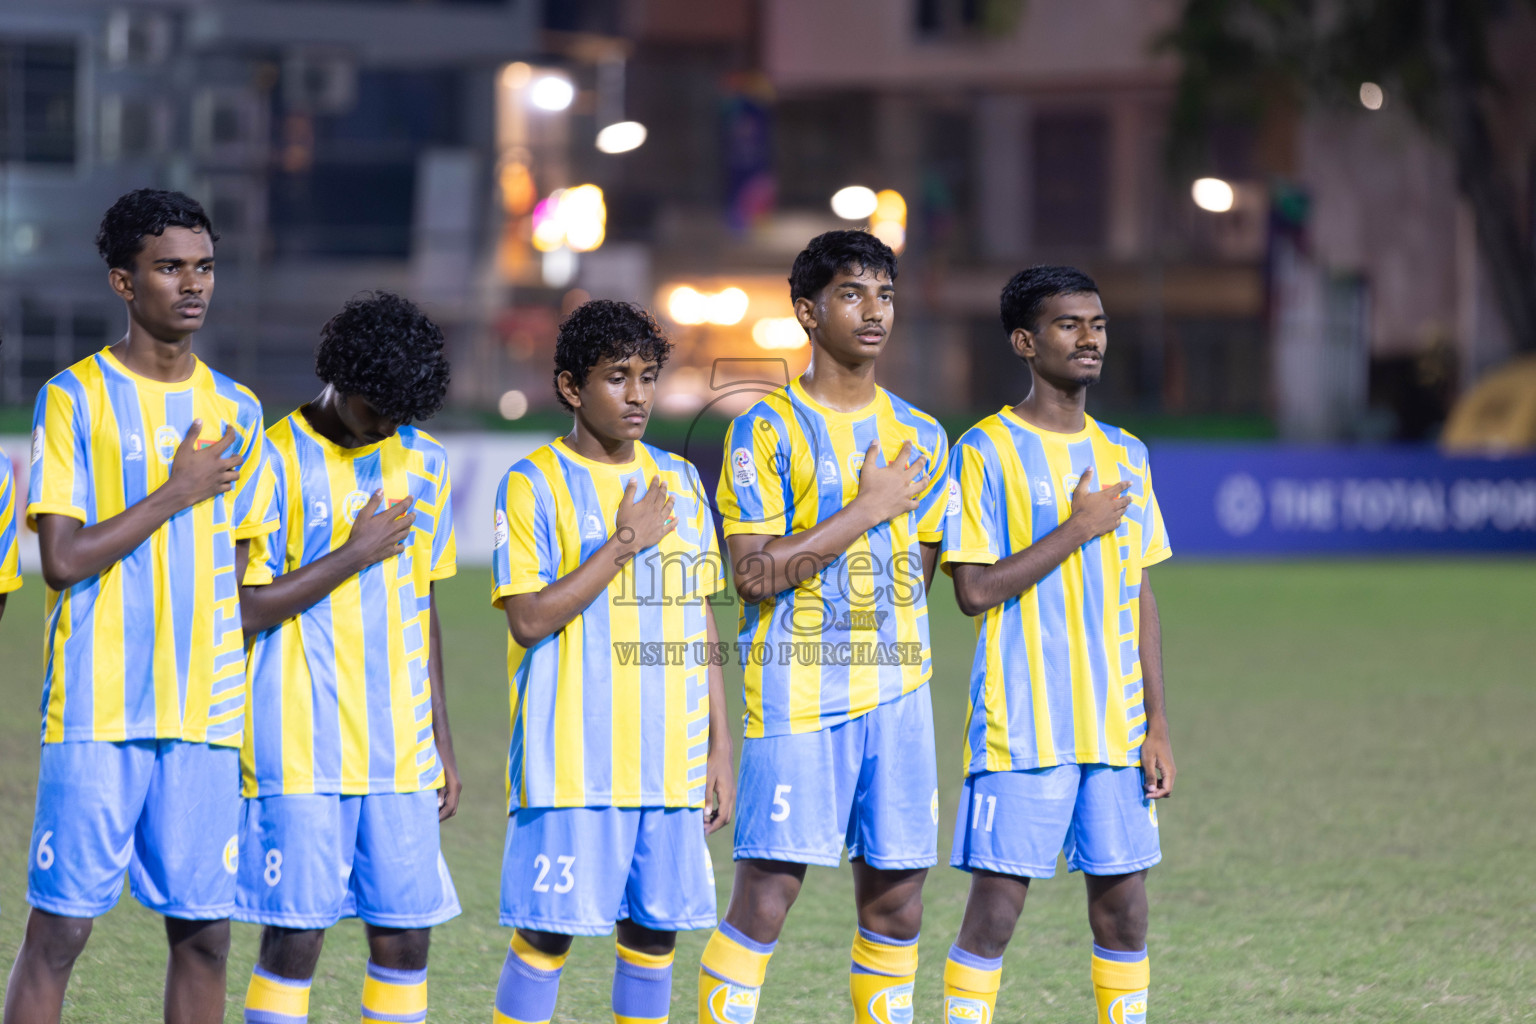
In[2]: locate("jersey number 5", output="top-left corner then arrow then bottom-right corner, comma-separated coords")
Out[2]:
770,784 -> 792,822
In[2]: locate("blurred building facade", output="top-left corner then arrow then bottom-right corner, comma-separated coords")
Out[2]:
0,0 -> 537,409
1,0 -> 1529,439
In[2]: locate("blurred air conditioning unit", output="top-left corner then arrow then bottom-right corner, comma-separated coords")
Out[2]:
105,8 -> 175,67
192,87 -> 268,166
100,94 -> 169,161
283,50 -> 357,115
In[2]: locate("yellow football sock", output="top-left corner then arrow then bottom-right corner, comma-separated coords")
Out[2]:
244,965 -> 311,1024
698,922 -> 774,1024
1091,946 -> 1149,1024
942,943 -> 1002,1023
360,961 -> 427,1024
849,928 -> 918,1024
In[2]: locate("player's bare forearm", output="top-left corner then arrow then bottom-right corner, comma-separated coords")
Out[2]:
241,491 -> 414,635
1137,570 -> 1175,798
428,588 -> 461,821
238,544 -> 371,634
703,609 -> 735,835
920,540 -> 939,589
501,531 -> 648,648
36,489 -> 189,591
726,501 -> 881,604
950,518 -> 1090,617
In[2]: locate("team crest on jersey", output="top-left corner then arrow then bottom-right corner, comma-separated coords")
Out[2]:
732,447 -> 757,487
582,511 -> 604,540
493,508 -> 509,548
341,490 -> 371,524
1108,989 -> 1147,1024
1033,478 -> 1053,506
1062,472 -> 1083,494
221,835 -> 239,875
706,982 -> 759,1023
946,478 -> 962,516
30,427 -> 43,465
125,432 -> 145,462
945,996 -> 992,1023
867,982 -> 914,1024
154,424 -> 182,463
847,450 -> 867,479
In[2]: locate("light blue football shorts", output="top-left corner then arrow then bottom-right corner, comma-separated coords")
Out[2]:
27,739 -> 240,919
734,686 -> 939,871
236,789 -> 460,930
950,764 -> 1162,879
500,806 -> 717,936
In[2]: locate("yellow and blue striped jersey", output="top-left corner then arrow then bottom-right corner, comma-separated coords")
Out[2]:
717,377 -> 949,738
241,413 -> 457,797
492,438 -> 724,810
0,448 -> 22,595
941,408 -> 1171,773
27,348 -> 271,746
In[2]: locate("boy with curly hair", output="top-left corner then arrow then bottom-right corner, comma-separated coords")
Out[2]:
489,299 -> 734,1024
234,292 -> 461,1024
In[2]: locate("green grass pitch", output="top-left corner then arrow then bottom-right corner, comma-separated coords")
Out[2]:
0,561 -> 1530,1022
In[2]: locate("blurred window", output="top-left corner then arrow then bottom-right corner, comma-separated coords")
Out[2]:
0,40 -> 77,166
270,68 -> 464,259
544,0 -> 622,34
1031,110 -> 1107,251
915,0 -> 1024,38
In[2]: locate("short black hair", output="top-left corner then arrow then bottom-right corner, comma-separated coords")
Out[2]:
315,292 -> 450,424
788,230 -> 898,304
96,188 -> 218,270
1000,265 -> 1100,335
553,300 -> 671,412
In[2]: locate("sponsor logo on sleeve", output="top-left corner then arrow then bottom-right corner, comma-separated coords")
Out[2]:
732,447 -> 757,488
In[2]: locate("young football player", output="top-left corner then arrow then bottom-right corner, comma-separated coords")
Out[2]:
235,292 -> 460,1024
490,300 -> 733,1024
940,266 -> 1176,1024
6,189 -> 269,1024
699,230 -> 949,1024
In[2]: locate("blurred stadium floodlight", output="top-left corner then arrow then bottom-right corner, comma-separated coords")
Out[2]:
664,285 -> 748,326
830,185 -> 878,220
752,317 -> 808,350
1191,177 -> 1236,213
596,120 -> 648,154
498,389 -> 530,420
870,189 -> 907,252
531,185 -> 606,254
529,73 -> 574,112
1359,82 -> 1385,110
